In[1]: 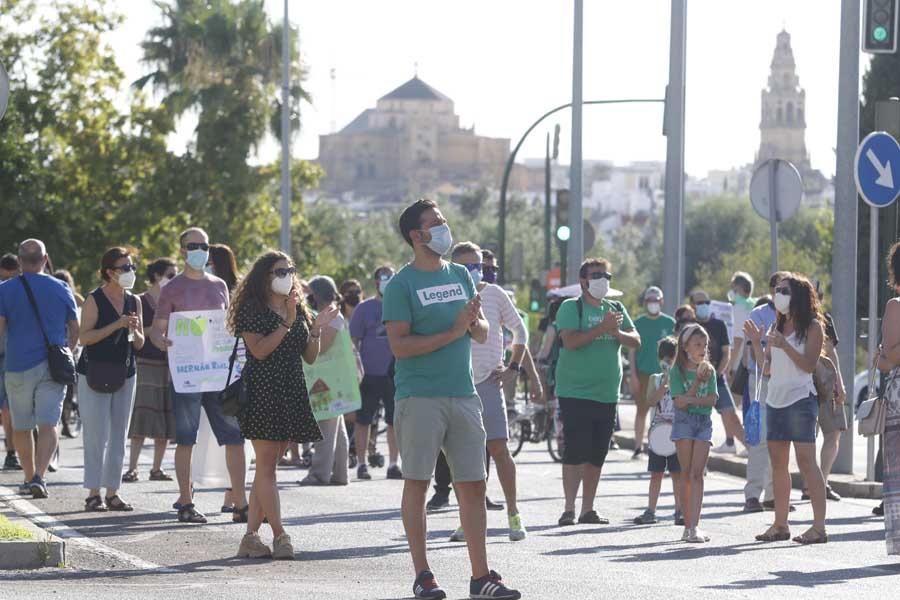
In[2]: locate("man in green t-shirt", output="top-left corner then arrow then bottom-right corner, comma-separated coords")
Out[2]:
383,199 -> 521,600
628,286 -> 675,460
554,258 -> 641,528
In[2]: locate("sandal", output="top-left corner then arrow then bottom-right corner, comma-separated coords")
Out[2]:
793,527 -> 828,545
149,469 -> 173,482
233,504 -> 250,523
558,511 -> 576,526
755,525 -> 791,542
177,503 -> 207,524
85,495 -> 107,512
122,470 -> 138,483
105,495 -> 134,512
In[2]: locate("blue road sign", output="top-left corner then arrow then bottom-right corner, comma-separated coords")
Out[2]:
855,131 -> 900,208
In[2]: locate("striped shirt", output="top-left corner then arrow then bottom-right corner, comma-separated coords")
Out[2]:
471,283 -> 528,385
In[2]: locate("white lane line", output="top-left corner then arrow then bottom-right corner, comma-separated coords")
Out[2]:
0,485 -> 175,573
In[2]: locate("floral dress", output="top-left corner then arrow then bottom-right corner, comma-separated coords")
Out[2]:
235,305 -> 322,443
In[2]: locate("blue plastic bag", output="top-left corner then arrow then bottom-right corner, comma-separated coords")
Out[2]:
745,399 -> 761,447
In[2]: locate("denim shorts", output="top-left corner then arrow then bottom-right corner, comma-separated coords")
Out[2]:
715,375 -> 736,413
172,386 -> 244,446
671,409 -> 713,444
767,393 -> 818,443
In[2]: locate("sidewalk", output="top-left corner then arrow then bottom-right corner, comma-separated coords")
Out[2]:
614,400 -> 883,500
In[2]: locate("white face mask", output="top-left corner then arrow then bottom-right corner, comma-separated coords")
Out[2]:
647,302 -> 661,315
774,292 -> 791,314
377,277 -> 392,295
424,224 -> 453,256
118,271 -> 136,290
659,359 -> 673,372
587,278 -> 609,300
271,275 -> 293,296
159,275 -> 173,288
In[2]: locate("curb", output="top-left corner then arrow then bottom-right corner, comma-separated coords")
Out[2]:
613,432 -> 883,500
0,507 -> 66,570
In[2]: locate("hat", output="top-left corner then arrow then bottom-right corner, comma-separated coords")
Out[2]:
644,286 -> 663,301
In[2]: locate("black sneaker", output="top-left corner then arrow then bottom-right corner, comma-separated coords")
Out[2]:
826,486 -> 842,502
874,502 -> 885,516
357,464 -> 372,481
558,510 -> 576,526
470,570 -> 521,600
413,569 -> 447,599
386,465 -> 403,480
743,498 -> 764,513
30,475 -> 48,499
486,496 -> 504,511
427,491 -> 450,512
578,510 -> 609,524
4,451 -> 22,471
368,452 -> 385,468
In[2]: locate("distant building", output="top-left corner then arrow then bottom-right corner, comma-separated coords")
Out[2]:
316,76 -> 509,205
756,30 -> 829,206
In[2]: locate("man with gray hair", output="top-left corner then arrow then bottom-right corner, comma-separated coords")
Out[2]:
0,239 -> 78,499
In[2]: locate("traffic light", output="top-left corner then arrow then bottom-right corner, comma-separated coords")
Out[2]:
555,189 -> 570,241
529,278 -> 543,312
863,0 -> 899,54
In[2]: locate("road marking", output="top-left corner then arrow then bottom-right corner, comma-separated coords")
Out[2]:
0,485 -> 176,573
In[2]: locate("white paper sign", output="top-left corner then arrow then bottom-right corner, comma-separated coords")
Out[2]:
167,310 -> 244,394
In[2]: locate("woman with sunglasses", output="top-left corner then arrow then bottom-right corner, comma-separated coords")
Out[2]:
77,247 -> 144,512
339,279 -> 363,321
229,252 -> 336,559
744,274 -> 828,545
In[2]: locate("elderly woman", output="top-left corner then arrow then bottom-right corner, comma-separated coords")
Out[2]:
299,275 -> 359,487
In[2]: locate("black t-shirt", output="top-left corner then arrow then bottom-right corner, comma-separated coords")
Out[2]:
700,316 -> 730,369
824,312 -> 838,347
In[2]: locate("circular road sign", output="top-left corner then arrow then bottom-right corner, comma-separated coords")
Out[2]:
749,159 -> 803,222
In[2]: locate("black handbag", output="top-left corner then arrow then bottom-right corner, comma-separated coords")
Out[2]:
730,362 -> 749,395
219,336 -> 247,417
19,275 -> 76,385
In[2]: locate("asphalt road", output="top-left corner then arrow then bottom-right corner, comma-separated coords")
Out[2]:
0,432 -> 897,600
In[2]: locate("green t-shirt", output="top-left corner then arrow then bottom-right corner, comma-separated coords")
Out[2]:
633,314 -> 676,375
554,297 -> 634,403
668,365 -> 718,416
381,261 -> 476,400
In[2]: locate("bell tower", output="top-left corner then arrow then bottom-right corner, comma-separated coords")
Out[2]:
757,30 -> 810,169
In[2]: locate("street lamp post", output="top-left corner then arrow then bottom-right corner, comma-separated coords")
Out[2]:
497,99 -> 665,284
279,0 -> 292,255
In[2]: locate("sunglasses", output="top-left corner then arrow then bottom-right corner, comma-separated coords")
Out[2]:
465,263 -> 483,273
271,267 -> 296,278
112,264 -> 137,273
345,288 -> 362,295
483,265 -> 499,273
185,242 -> 210,252
586,272 -> 612,281
694,300 -> 711,306
775,286 -> 791,295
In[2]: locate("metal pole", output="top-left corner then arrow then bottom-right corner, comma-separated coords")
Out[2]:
868,206 -> 879,481
832,0 -> 860,476
768,160 -> 779,272
567,0 -> 584,284
545,133 -> 552,272
279,0 -> 291,254
662,0 -> 687,315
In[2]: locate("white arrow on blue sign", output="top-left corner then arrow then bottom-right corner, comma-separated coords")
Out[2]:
855,131 -> 900,208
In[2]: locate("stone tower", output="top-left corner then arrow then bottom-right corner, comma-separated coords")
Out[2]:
757,30 -> 810,169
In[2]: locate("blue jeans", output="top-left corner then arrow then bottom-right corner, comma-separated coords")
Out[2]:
767,393 -> 818,443
172,386 -> 243,446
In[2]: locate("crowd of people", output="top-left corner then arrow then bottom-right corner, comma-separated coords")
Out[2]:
2,199 -> 900,599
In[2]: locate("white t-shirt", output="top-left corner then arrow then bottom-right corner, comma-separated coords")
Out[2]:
766,331 -> 816,409
471,284 -> 528,385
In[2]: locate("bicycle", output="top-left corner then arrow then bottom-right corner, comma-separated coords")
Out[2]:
507,396 -> 565,462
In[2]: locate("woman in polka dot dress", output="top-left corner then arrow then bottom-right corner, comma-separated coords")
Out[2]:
228,251 -> 338,560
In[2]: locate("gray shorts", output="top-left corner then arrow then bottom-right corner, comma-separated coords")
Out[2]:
476,375 -> 508,441
394,395 -> 487,483
4,361 -> 66,431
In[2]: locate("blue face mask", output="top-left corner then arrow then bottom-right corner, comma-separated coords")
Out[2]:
468,267 -> 483,286
695,303 -> 711,321
425,224 -> 453,256
482,267 -> 497,284
186,249 -> 209,271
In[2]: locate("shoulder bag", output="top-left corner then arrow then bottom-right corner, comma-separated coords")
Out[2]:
220,336 -> 247,417
19,275 -> 76,385
858,361 -> 892,437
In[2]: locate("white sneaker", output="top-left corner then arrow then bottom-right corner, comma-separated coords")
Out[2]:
711,442 -> 737,455
687,528 -> 710,543
449,526 -> 466,542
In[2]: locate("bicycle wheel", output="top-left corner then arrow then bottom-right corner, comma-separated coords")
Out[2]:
61,387 -> 82,439
546,410 -> 564,463
507,419 -> 526,457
